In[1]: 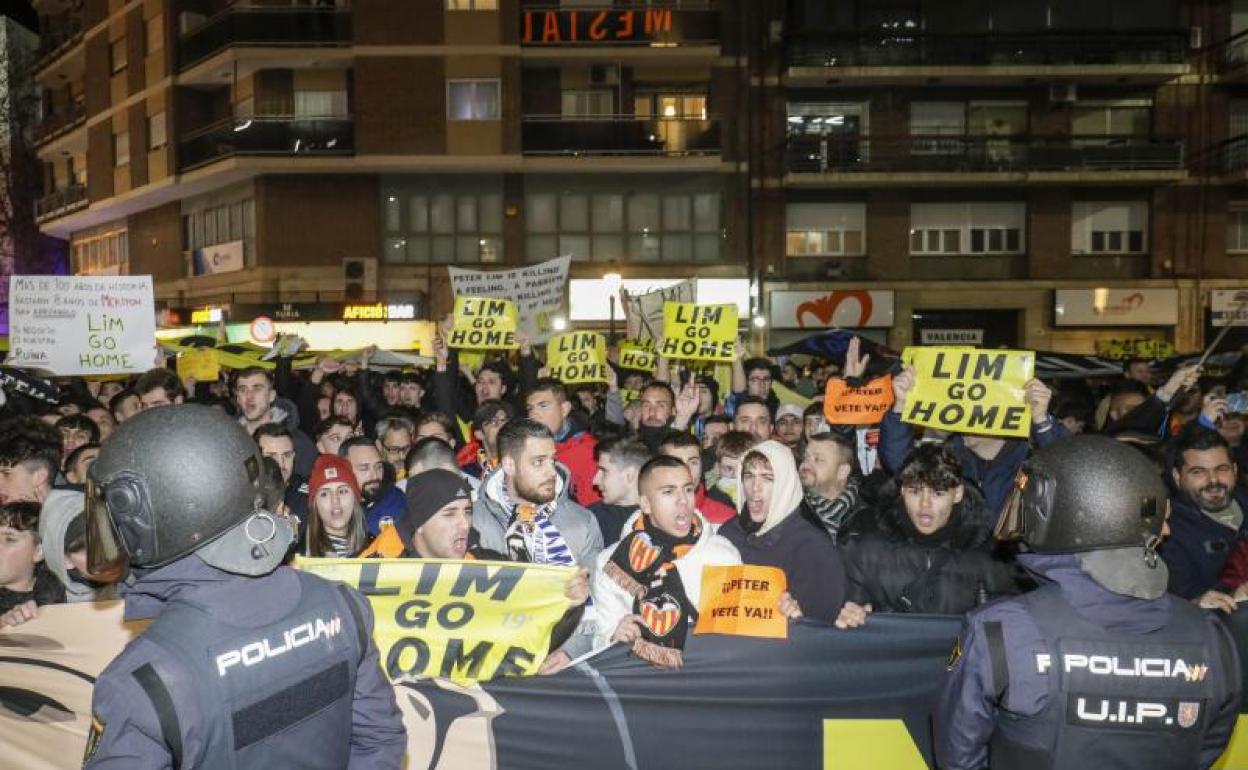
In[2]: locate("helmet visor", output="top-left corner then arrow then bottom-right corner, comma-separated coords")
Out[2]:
85,476 -> 130,582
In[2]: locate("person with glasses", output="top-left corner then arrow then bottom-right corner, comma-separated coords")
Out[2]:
374,416 -> 415,481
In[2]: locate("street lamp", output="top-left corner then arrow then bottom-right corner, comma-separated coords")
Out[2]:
604,272 -> 623,345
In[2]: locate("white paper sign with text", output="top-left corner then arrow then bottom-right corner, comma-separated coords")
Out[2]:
448,256 -> 570,343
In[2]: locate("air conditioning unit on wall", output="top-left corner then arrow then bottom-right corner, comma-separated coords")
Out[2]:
343,257 -> 377,301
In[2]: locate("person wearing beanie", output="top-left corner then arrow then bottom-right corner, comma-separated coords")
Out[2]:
304,454 -> 367,558
359,469 -> 487,560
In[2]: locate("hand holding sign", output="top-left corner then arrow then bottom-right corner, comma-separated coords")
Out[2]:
695,565 -> 788,639
901,347 -> 1035,439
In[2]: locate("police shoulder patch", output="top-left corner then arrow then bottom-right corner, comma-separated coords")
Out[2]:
83,713 -> 106,765
947,636 -> 963,671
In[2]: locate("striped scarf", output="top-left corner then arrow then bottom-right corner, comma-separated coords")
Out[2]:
486,471 -> 575,567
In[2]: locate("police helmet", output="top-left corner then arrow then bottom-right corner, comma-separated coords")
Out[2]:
86,404 -> 293,578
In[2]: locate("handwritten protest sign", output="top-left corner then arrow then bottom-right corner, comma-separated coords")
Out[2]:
824,375 -> 894,426
546,331 -> 607,384
448,256 -> 570,344
8,275 -> 155,376
659,302 -> 737,363
694,565 -> 787,639
449,297 -> 519,351
902,347 -> 1034,439
298,558 -> 572,684
176,347 -> 220,382
618,339 -> 658,372
624,278 -> 696,341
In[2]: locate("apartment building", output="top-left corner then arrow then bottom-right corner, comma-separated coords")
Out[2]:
32,0 -> 748,336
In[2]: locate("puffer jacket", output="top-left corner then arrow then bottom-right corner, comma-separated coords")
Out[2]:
841,485 -> 1019,615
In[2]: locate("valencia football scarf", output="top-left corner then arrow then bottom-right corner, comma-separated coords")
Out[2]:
604,515 -> 701,668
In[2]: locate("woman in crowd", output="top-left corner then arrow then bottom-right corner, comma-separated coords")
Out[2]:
303,454 -> 369,558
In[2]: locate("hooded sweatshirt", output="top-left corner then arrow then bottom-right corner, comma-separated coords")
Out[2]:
39,489 -> 114,603
718,440 -> 847,624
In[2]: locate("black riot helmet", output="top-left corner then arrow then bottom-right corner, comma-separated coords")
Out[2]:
996,434 -> 1168,553
86,403 -> 294,579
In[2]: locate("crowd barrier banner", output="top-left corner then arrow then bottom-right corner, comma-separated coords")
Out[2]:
449,297 -> 520,351
8,275 -> 156,376
902,347 -> 1035,439
824,375 -> 894,426
546,331 -> 608,384
297,558 -> 573,684
448,257 -> 570,344
10,600 -> 1248,769
659,302 -> 737,363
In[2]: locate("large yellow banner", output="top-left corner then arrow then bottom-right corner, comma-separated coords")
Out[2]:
449,296 -> 520,351
659,302 -> 737,362
901,347 -> 1034,439
297,557 -> 573,684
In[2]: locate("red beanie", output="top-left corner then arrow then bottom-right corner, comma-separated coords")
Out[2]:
307,454 -> 361,509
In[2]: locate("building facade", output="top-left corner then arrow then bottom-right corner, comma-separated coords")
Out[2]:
29,0 -> 1248,354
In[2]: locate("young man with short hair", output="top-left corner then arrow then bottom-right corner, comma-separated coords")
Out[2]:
235,367 -> 319,478
525,378 -> 600,507
254,423 -> 309,519
658,430 -> 737,525
589,436 -> 652,544
133,368 -> 184,411
733,396 -> 774,444
339,436 -> 407,536
0,417 -> 62,504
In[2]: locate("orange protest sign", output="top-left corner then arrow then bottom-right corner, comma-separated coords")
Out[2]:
823,375 -> 894,426
694,565 -> 788,639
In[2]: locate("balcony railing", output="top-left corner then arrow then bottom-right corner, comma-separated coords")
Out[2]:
35,184 -> 88,223
178,3 -> 352,70
1198,135 -> 1248,175
34,16 -> 84,71
34,101 -> 86,147
522,115 -> 720,156
786,30 -> 1188,69
1222,30 -> 1248,72
786,134 -> 1184,174
178,115 -> 354,171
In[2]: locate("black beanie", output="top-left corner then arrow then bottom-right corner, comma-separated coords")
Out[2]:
399,469 -> 473,544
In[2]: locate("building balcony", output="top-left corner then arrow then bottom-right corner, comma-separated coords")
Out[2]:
178,115 -> 354,172
178,3 -> 353,71
35,184 -> 87,223
34,15 -> 83,73
1198,135 -> 1248,179
34,101 -> 86,147
520,1 -> 719,47
522,115 -> 720,156
785,134 -> 1185,186
785,30 -> 1189,85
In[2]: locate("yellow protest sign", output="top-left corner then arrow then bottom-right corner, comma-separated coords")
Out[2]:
449,296 -> 519,351
176,347 -> 220,382
659,302 -> 737,362
546,331 -> 608,384
902,347 -> 1034,439
297,557 -> 572,683
618,339 -> 658,372
694,565 -> 787,639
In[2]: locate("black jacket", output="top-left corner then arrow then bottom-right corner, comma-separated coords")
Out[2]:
719,505 -> 846,625
841,487 -> 1018,615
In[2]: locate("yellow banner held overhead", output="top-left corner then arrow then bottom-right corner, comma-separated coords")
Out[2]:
296,557 -> 572,684
658,302 -> 737,363
902,347 -> 1034,439
175,347 -> 220,383
618,339 -> 658,372
449,296 -> 519,351
546,331 -> 608,384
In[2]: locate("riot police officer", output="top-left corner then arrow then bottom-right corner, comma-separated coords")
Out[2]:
83,404 -> 406,768
935,434 -> 1241,770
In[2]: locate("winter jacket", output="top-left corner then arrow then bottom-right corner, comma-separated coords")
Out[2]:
1161,487 -> 1248,599
840,487 -> 1018,615
878,410 -> 1069,514
583,512 -> 740,654
471,464 -> 604,569
588,501 -> 639,546
363,486 -> 407,537
0,563 -> 65,613
555,416 -> 601,507
717,440 -> 846,624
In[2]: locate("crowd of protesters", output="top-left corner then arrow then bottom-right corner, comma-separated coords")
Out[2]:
3,325 -> 1248,679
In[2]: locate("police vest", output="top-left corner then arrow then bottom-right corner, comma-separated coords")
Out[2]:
989,584 -> 1227,770
135,569 -> 368,770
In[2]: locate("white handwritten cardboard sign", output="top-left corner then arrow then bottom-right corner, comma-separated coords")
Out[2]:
8,275 -> 156,376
